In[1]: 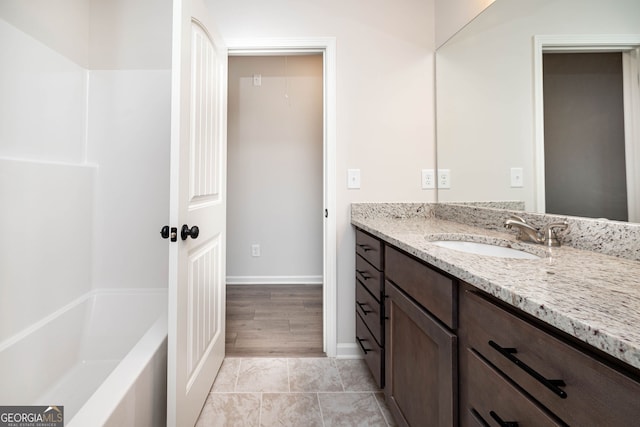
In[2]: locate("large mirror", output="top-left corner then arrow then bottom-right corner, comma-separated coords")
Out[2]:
436,0 -> 640,222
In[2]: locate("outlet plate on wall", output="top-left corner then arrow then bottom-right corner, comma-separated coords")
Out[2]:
421,169 -> 435,189
251,244 -> 261,257
438,169 -> 451,189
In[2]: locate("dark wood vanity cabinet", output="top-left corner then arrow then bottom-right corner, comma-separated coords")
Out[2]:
355,229 -> 385,387
384,246 -> 458,427
459,283 -> 640,426
355,226 -> 640,427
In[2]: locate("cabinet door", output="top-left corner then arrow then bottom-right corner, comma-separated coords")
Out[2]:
385,281 -> 457,427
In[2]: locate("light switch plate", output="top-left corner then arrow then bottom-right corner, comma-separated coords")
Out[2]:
347,169 -> 361,189
511,167 -> 524,188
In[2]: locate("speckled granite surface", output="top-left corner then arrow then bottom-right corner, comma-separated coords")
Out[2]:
351,203 -> 640,371
432,203 -> 640,261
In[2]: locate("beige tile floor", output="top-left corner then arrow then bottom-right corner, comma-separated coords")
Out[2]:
196,358 -> 397,427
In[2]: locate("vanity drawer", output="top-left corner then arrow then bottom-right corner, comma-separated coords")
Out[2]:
355,229 -> 383,270
356,254 -> 383,300
356,281 -> 382,346
356,311 -> 383,387
463,348 -> 564,427
462,289 -> 640,426
385,246 -> 456,329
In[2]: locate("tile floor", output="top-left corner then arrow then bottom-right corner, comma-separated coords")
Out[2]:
195,357 -> 396,427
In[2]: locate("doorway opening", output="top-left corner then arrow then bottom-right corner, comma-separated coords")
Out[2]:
225,38 -> 337,357
533,35 -> 640,222
226,54 -> 324,356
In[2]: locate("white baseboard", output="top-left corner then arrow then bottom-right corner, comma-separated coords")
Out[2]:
335,342 -> 363,359
226,275 -> 323,285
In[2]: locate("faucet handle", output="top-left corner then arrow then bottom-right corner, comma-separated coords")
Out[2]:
504,214 -> 528,230
543,221 -> 569,247
508,214 -> 527,223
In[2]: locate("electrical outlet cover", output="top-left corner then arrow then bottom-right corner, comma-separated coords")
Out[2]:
438,169 -> 451,189
421,169 -> 435,189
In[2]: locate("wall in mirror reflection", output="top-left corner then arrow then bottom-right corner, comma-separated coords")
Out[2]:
436,0 -> 640,222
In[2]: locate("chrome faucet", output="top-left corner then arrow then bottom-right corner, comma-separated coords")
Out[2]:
504,215 -> 568,247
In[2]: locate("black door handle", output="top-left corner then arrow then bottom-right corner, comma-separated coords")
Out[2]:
356,301 -> 372,315
356,336 -> 372,354
181,225 -> 200,240
488,340 -> 567,398
490,411 -> 519,427
356,269 -> 372,280
357,243 -> 373,252
161,226 -> 178,242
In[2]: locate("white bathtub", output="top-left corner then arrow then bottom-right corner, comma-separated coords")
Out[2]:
0,289 -> 167,426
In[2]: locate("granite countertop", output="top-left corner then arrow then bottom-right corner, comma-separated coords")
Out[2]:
351,204 -> 640,371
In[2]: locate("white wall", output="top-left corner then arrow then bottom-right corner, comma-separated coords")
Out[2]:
86,0 -> 172,290
0,18 -> 88,164
87,70 -> 171,289
88,0 -> 172,70
0,14 -> 94,342
227,55 -> 323,284
207,0 -> 437,352
436,0 -> 640,210
0,0 -> 172,342
435,0 -> 496,48
0,160 -> 94,342
0,0 -> 90,67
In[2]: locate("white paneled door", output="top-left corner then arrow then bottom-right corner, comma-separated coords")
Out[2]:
167,0 -> 228,426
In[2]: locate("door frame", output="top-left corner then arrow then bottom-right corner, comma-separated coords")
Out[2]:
225,37 -> 337,357
533,35 -> 640,221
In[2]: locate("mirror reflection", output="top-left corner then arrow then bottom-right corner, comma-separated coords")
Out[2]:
435,0 -> 640,222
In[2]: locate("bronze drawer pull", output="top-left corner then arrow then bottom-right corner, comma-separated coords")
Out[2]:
356,269 -> 372,280
489,410 -> 519,427
357,243 -> 374,252
356,301 -> 372,314
356,336 -> 372,354
488,340 -> 568,399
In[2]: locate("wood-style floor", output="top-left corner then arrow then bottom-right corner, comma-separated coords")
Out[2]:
225,284 -> 324,357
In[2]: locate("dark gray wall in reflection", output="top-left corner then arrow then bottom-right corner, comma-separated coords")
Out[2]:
543,52 -> 628,221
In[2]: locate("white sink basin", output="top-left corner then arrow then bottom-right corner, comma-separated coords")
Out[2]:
431,240 -> 540,259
